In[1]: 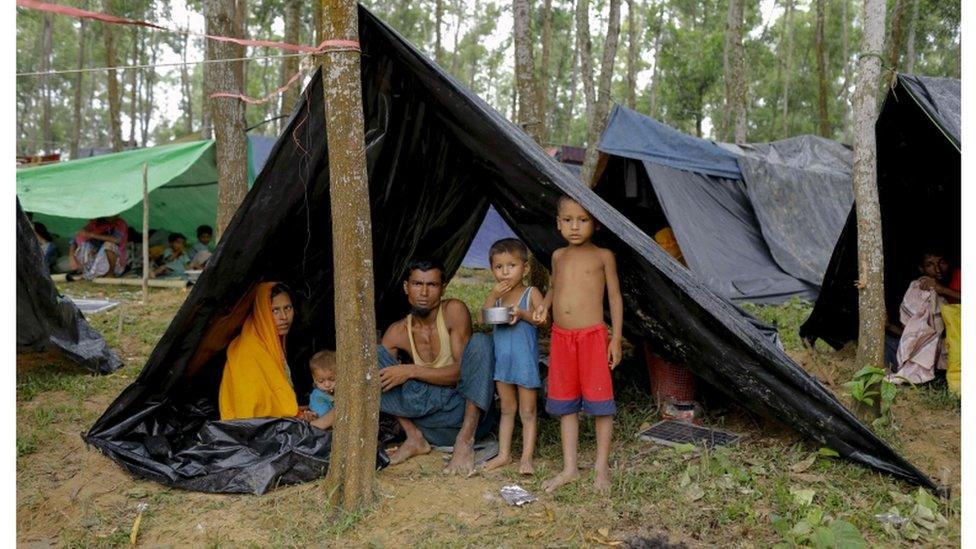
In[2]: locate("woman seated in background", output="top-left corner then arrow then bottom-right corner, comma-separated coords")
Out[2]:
68,216 -> 129,280
218,282 -> 299,420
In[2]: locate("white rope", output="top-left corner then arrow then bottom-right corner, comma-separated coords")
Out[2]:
17,52 -> 309,77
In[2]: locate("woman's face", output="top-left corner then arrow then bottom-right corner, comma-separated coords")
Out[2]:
270,292 -> 295,336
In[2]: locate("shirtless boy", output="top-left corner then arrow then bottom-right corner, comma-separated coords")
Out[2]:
534,195 -> 623,494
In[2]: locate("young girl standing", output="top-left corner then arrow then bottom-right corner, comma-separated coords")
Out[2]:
482,238 -> 546,474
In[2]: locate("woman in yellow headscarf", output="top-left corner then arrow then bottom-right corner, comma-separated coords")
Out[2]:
218,282 -> 300,420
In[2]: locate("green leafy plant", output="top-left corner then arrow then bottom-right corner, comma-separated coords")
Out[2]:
843,365 -> 898,426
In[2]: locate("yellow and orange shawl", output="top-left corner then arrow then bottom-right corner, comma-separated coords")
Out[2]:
218,282 -> 299,420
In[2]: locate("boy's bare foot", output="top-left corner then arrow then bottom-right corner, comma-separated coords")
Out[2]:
593,467 -> 611,495
481,454 -> 511,471
542,468 -> 580,493
443,438 -> 475,475
388,436 -> 430,465
518,458 -> 534,475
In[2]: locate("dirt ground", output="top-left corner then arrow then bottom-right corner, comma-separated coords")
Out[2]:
16,283 -> 961,547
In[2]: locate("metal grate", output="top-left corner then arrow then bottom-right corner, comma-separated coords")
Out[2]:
638,420 -> 741,449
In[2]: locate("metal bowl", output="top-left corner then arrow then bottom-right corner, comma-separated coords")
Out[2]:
482,306 -> 512,325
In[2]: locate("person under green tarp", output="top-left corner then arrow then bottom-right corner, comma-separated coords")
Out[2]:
68,216 -> 129,280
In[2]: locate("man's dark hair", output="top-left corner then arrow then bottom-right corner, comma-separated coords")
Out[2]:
488,238 -> 529,264
404,258 -> 445,283
270,282 -> 292,300
917,247 -> 948,266
196,224 -> 213,237
33,222 -> 53,242
168,232 -> 187,244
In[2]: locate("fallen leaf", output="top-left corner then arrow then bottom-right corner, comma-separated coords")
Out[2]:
598,528 -> 609,538
684,483 -> 705,502
790,488 -> 816,507
790,472 -> 827,484
817,447 -> 840,458
791,453 -> 817,473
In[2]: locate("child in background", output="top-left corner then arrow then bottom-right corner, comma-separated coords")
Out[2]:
307,350 -> 337,430
480,238 -> 545,474
190,225 -> 214,269
534,195 -> 623,495
152,233 -> 191,279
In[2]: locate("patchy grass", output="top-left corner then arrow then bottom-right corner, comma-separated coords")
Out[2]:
16,281 -> 960,546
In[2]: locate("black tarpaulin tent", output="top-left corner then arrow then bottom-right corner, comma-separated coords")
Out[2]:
800,74 -> 960,348
84,7 -> 934,494
594,105 -> 854,304
16,200 -> 123,375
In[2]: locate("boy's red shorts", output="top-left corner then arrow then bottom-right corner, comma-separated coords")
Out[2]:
545,323 -> 616,416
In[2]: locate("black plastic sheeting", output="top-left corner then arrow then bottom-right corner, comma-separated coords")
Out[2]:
86,8 -> 934,492
723,136 -> 853,286
801,74 -> 960,348
16,200 -> 123,375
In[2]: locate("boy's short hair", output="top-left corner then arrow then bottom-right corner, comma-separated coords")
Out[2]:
197,224 -> 213,237
556,194 -> 582,211
488,238 -> 529,263
309,350 -> 336,372
404,258 -> 445,283
168,232 -> 187,244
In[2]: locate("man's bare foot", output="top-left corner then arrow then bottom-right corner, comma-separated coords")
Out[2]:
542,468 -> 580,493
518,457 -> 534,475
593,467 -> 611,495
481,454 -> 511,471
443,438 -> 475,475
388,436 -> 430,465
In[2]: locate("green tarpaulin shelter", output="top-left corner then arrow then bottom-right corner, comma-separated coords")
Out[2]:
17,137 -> 275,241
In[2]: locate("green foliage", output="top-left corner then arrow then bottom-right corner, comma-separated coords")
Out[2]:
740,297 -> 812,352
843,364 -> 898,429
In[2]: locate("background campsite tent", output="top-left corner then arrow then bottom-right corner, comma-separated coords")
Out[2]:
460,147 -> 583,269
16,136 -> 275,245
800,74 -> 960,348
83,6 -> 933,494
17,200 -> 122,375
593,105 -> 854,304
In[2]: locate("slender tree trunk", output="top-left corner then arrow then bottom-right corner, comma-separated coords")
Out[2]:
320,0 -> 380,511
624,0 -> 638,109
853,0 -> 887,377
539,0 -> 553,140
128,27 -> 141,146
904,0 -> 919,74
579,0 -> 621,187
142,34 -> 158,147
179,30 -> 194,135
449,0 -> 463,75
841,0 -> 852,143
514,0 -> 543,143
648,3 -> 664,117
816,0 -> 829,137
435,0 -> 444,66
562,28 -> 579,144
71,13 -> 88,159
314,0 -> 323,46
201,34 -> 213,139
204,0 -> 248,237
102,1 -> 123,152
723,0 -> 746,142
780,0 -> 795,139
39,13 -> 54,154
886,0 -> 907,78
280,0 -> 302,131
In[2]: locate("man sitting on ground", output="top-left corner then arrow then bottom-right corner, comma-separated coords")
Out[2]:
378,258 -> 494,475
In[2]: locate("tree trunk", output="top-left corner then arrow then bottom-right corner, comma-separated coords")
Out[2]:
852,0 -> 887,378
40,13 -> 53,154
579,0 -> 621,187
201,34 -> 213,140
141,34 -> 158,147
815,0 -> 829,137
435,0 -> 444,66
128,27 -> 141,146
71,13 -> 88,159
561,26 -> 579,144
280,0 -> 302,130
179,30 -> 194,135
204,0 -> 249,237
102,1 -> 123,152
648,3 -> 664,118
624,0 -> 638,110
841,0 -> 852,143
514,0 -> 542,144
723,0 -> 746,142
449,0 -> 463,75
886,0 -> 906,77
320,0 -> 380,511
539,0 -> 553,140
904,0 -> 919,74
779,0 -> 795,139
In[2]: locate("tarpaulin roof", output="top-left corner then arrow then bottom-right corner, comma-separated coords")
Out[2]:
16,136 -> 275,241
17,200 -> 122,374
596,105 -> 852,303
598,104 -> 742,179
801,74 -> 961,348
84,7 -> 933,494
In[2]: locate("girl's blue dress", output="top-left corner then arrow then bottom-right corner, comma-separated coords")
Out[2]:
492,286 -> 540,389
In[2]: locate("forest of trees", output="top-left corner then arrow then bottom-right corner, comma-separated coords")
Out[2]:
15,0 -> 961,157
